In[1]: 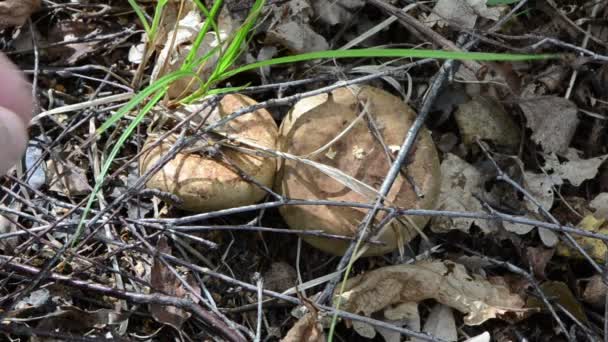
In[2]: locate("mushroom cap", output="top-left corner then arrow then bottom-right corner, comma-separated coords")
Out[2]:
140,94 -> 278,212
276,85 -> 441,256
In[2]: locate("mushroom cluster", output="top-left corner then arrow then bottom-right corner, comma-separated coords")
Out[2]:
140,86 -> 441,256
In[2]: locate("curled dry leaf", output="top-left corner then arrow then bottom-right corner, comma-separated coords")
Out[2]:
334,260 -> 525,326
282,313 -> 326,342
518,97 -> 579,154
0,0 -> 40,28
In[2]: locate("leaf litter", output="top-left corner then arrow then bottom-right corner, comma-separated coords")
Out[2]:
3,0 -> 608,341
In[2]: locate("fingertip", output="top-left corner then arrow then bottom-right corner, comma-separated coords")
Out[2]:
0,106 -> 28,175
0,53 -> 34,125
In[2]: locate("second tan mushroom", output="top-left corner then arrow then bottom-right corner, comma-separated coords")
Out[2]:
140,94 -> 278,212
276,85 -> 441,256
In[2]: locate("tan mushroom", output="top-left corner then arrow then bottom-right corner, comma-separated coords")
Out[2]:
276,85 -> 441,256
140,94 -> 278,212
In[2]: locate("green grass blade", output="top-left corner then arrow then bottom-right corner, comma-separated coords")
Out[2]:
213,0 -> 265,77
220,48 -> 559,80
149,0 -> 169,41
181,0 -> 224,70
72,90 -> 166,246
128,0 -> 151,36
97,70 -> 196,135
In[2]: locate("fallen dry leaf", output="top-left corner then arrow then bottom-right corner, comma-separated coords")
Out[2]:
524,246 -> 554,280
151,7 -> 234,99
543,150 -> 608,187
264,262 -> 298,293
46,159 -> 91,197
527,281 -> 588,324
311,0 -> 364,26
454,96 -> 520,148
335,260 -> 525,326
582,275 -> 607,308
420,304 -> 457,342
556,214 -> 608,261
266,21 -> 329,54
282,313 -> 326,342
432,153 -> 497,234
590,192 -> 608,219
502,171 -> 559,247
150,236 -> 200,329
426,0 -> 503,29
518,97 -> 579,154
0,0 -> 40,28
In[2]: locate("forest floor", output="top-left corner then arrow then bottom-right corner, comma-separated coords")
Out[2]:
1,0 -> 608,341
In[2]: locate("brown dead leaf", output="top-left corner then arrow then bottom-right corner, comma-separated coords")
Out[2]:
527,281 -> 588,323
524,246 -> 554,280
282,313 -> 326,342
151,7 -> 234,99
149,236 -> 200,329
46,159 -> 90,197
0,0 -> 40,28
264,262 -> 297,293
335,260 -> 525,326
582,275 -> 607,308
518,97 -> 579,154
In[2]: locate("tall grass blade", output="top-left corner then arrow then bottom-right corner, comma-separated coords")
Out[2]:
73,90 -> 166,245
221,48 -> 559,79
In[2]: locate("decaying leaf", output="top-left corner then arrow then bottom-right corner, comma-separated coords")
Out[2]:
46,159 -> 90,197
151,7 -> 234,98
432,153 -> 497,234
556,214 -> 608,261
282,313 -> 326,342
527,281 -> 588,324
264,262 -> 298,293
150,236 -> 200,329
266,21 -> 329,54
0,0 -> 40,28
524,246 -> 554,280
518,97 -> 579,154
47,20 -> 124,64
426,0 -> 503,29
0,212 -> 18,253
454,97 -> 520,147
420,304 -> 457,342
590,192 -> 608,219
32,305 -> 128,340
543,150 -> 608,187
582,275 -> 607,308
311,0 -> 364,26
502,171 -> 559,247
334,260 -> 525,326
